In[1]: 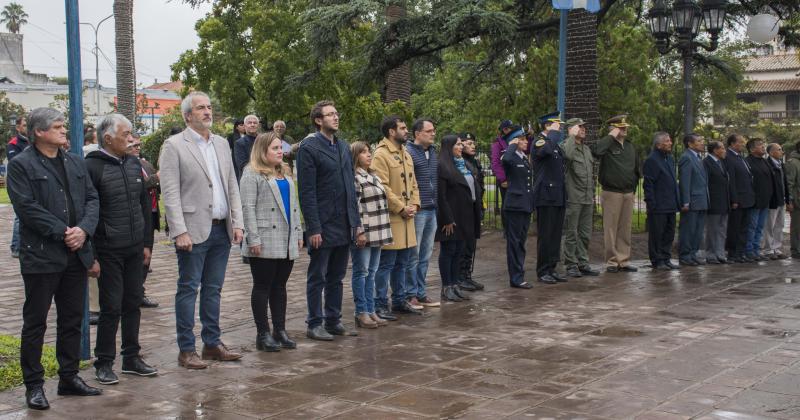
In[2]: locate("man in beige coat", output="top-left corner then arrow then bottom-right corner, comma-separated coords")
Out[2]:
159,91 -> 245,369
371,115 -> 422,318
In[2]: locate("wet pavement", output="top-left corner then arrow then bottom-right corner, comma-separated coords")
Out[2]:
0,204 -> 799,419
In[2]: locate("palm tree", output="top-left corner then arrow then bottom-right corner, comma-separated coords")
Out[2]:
1,3 -> 28,34
564,9 -> 600,144
114,0 -> 136,123
384,2 -> 411,105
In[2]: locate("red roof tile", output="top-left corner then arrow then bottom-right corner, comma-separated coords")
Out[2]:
746,54 -> 800,72
741,78 -> 800,94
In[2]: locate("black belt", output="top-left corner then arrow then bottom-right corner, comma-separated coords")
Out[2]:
211,219 -> 226,225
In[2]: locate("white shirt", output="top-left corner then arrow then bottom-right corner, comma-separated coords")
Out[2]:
188,127 -> 229,220
771,157 -> 782,169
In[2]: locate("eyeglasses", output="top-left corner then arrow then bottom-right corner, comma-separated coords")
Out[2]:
130,143 -> 142,149
322,112 -> 341,118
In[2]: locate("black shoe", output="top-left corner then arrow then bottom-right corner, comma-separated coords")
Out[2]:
579,266 -> 600,276
679,259 -> 698,267
456,280 -> 477,292
692,258 -> 706,266
441,286 -> 463,301
121,356 -> 158,376
25,386 -> 49,410
375,307 -> 397,321
140,295 -> 159,308
792,253 -> 800,259
664,261 -> 680,270
606,266 -> 619,273
706,258 -> 720,265
619,265 -> 638,272
550,272 -> 568,282
538,275 -> 558,284
255,332 -> 281,352
306,325 -> 334,341
58,376 -> 102,396
95,363 -> 119,385
464,277 -> 485,291
324,322 -> 348,336
395,301 -> 424,314
566,266 -> 583,278
718,259 -> 730,264
89,311 -> 99,326
510,282 -> 533,289
653,263 -> 670,271
273,331 -> 296,349
452,286 -> 471,300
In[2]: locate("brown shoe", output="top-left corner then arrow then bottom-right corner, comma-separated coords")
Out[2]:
407,297 -> 424,310
201,342 -> 242,361
355,313 -> 378,329
369,313 -> 388,326
417,296 -> 440,307
178,351 -> 207,370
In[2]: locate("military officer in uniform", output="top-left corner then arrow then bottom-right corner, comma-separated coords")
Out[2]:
501,125 -> 535,289
532,112 -> 568,284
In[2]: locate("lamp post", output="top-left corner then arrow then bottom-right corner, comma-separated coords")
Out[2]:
647,0 -> 728,136
80,14 -> 113,116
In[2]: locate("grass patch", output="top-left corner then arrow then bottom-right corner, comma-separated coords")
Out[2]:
0,187 -> 9,205
0,335 -> 58,391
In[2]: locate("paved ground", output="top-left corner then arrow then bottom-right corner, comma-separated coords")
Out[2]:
0,204 -> 799,419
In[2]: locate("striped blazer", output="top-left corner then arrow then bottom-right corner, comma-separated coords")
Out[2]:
355,168 -> 393,248
240,166 -> 303,260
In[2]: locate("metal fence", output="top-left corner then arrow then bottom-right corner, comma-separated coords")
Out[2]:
473,145 -> 651,233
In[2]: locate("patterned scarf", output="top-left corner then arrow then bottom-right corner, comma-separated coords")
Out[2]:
453,156 -> 470,175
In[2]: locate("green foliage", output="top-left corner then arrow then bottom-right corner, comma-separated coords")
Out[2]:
0,2 -> 28,34
0,92 -> 27,160
0,335 -> 57,391
140,106 -> 186,166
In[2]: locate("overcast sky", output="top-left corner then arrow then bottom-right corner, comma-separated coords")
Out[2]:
10,0 -> 211,87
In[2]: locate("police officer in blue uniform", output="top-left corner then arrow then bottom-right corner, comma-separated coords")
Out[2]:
532,112 -> 568,284
501,125 -> 535,289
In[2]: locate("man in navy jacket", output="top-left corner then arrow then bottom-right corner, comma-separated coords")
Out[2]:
725,134 -> 756,263
643,132 -> 680,270
501,126 -> 535,289
296,100 -> 361,341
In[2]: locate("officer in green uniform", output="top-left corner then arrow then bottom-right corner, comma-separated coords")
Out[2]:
561,118 -> 600,277
532,112 -> 567,284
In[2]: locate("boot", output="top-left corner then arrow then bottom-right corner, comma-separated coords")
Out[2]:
273,331 -> 296,349
355,313 -> 378,329
369,313 -> 388,326
441,286 -> 462,302
256,331 -> 281,352
452,285 -> 471,300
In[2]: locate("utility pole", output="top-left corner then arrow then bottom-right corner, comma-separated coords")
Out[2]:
80,14 -> 113,116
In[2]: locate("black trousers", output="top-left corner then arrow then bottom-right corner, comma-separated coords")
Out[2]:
95,246 -> 144,364
647,212 -> 676,265
21,253 -> 86,389
306,245 -> 348,329
460,237 -> 477,279
249,257 -> 294,333
439,240 -> 465,286
504,210 -> 531,286
726,207 -> 751,258
536,206 -> 566,276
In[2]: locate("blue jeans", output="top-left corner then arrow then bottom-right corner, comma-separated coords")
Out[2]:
10,213 -> 19,253
406,209 -> 436,299
350,246 -> 381,315
175,224 -> 231,352
746,208 -> 769,256
374,248 -> 412,310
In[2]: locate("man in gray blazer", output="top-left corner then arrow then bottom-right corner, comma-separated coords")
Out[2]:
159,91 -> 245,370
678,133 -> 709,266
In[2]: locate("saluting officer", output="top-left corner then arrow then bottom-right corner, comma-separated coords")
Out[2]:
532,112 -> 568,284
501,125 -> 535,289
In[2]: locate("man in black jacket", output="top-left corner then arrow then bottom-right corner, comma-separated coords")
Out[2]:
233,114 -> 259,181
86,114 -> 157,385
724,134 -> 756,263
703,141 -> 731,264
642,132 -> 680,270
6,108 -> 102,410
744,138 -> 774,261
501,127 -> 535,289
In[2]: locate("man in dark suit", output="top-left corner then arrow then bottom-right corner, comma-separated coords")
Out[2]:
678,133 -> 709,266
745,138 -> 774,261
296,100 -> 361,341
642,132 -> 680,270
762,143 -> 792,259
724,134 -> 755,263
703,141 -> 731,264
501,126 -> 535,289
532,112 -> 568,284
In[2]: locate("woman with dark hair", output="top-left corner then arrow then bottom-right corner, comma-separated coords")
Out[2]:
436,134 -> 482,302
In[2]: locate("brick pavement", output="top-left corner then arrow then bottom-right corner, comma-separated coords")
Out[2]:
0,204 -> 799,419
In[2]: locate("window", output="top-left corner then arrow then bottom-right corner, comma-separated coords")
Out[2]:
787,94 -> 799,111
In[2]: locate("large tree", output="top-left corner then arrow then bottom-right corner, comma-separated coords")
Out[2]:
114,0 -> 136,123
0,2 -> 27,34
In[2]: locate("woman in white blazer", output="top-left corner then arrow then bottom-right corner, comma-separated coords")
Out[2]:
240,132 -> 303,352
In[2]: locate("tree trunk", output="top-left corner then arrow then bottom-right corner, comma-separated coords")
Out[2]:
564,9 -> 600,144
114,0 -> 136,123
384,3 -> 411,105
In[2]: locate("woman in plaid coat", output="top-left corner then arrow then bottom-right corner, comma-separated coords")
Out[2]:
351,142 -> 393,329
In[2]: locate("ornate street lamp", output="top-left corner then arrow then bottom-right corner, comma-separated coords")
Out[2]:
647,0 -> 728,136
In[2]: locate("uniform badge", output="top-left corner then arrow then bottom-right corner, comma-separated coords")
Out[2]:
535,139 -> 546,147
